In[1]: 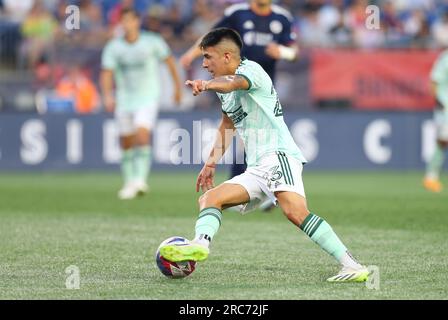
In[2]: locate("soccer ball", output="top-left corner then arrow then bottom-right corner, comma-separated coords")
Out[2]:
155,236 -> 196,278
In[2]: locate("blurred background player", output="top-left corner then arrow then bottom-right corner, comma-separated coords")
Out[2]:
423,47 -> 448,193
100,8 -> 182,200
180,0 -> 299,207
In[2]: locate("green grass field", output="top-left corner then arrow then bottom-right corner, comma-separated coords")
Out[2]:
0,171 -> 447,300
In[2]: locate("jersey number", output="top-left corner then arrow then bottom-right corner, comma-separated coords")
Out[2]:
274,99 -> 283,117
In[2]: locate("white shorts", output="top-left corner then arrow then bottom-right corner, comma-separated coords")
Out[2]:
115,105 -> 159,136
224,152 -> 306,214
434,110 -> 448,141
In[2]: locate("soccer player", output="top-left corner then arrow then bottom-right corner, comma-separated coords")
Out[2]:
180,0 -> 299,190
423,48 -> 448,193
161,28 -> 368,282
100,8 -> 182,200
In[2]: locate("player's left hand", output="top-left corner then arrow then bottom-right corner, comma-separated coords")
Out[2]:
196,164 -> 215,193
265,43 -> 281,60
185,79 -> 208,96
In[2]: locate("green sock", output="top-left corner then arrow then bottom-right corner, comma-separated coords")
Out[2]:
194,207 -> 222,242
134,146 -> 151,182
426,145 -> 445,179
121,149 -> 135,184
300,213 -> 347,262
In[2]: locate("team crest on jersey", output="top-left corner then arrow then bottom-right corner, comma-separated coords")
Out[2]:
270,20 -> 283,34
227,106 -> 247,124
243,20 -> 254,29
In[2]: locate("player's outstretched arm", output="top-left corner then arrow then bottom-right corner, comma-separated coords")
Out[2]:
186,75 -> 249,96
207,75 -> 250,93
196,114 -> 235,193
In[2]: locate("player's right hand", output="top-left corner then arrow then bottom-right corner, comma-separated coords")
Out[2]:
196,164 -> 215,193
185,80 -> 208,96
103,95 -> 115,113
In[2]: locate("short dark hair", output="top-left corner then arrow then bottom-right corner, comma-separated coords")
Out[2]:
199,28 -> 243,51
121,7 -> 139,18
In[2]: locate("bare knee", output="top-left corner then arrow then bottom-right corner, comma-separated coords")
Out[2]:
198,190 -> 222,210
135,128 -> 151,146
120,136 -> 135,150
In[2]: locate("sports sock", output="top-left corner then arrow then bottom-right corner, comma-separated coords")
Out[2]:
193,234 -> 212,248
300,213 -> 361,269
134,146 -> 151,183
193,207 -> 222,248
426,145 -> 445,180
121,149 -> 135,184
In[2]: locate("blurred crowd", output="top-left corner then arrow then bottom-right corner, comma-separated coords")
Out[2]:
2,0 -> 448,66
1,0 -> 448,113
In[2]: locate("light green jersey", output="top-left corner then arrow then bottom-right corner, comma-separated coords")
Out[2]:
101,31 -> 171,111
431,49 -> 448,110
217,58 -> 306,167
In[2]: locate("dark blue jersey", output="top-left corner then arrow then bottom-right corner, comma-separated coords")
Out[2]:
214,3 -> 296,82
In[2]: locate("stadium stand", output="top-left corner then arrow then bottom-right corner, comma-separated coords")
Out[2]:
1,0 -> 448,112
